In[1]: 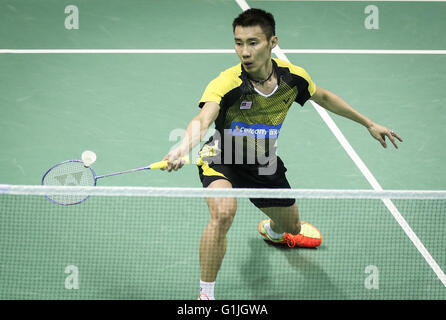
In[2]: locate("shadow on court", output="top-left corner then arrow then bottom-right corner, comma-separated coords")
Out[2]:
239,238 -> 347,299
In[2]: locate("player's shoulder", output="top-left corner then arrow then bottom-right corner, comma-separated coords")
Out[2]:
206,63 -> 243,92
215,63 -> 243,82
273,58 -> 311,78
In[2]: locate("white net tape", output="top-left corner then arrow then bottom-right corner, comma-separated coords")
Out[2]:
1,184 -> 446,199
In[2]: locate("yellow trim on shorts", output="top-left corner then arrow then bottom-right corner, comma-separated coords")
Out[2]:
197,158 -> 227,178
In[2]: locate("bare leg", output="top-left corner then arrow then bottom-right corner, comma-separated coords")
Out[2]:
260,202 -> 301,235
200,179 -> 237,282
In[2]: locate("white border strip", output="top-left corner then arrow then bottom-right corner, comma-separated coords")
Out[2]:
248,0 -> 446,2
236,0 -> 446,288
1,49 -> 445,55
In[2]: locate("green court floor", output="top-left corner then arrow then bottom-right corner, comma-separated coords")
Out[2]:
0,0 -> 445,299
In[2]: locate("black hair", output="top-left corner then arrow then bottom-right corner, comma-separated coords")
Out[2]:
232,8 -> 276,40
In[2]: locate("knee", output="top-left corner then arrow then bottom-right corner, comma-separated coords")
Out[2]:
209,201 -> 237,232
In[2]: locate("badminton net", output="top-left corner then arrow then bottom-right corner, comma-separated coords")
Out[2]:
1,184 -> 445,299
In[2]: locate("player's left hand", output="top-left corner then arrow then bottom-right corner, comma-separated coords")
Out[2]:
367,122 -> 403,149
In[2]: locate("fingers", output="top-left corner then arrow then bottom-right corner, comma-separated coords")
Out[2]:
370,125 -> 403,149
169,158 -> 185,172
165,154 -> 185,172
374,131 -> 387,148
379,134 -> 387,148
392,131 -> 403,142
386,130 -> 403,149
387,132 -> 397,149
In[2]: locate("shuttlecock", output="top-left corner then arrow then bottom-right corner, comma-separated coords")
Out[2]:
82,150 -> 97,167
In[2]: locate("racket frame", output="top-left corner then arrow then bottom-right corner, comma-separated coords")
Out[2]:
41,156 -> 188,205
41,160 -> 97,205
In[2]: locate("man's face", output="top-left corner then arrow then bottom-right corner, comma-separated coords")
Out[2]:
234,25 -> 277,74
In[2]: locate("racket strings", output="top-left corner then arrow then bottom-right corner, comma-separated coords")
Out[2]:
42,161 -> 95,205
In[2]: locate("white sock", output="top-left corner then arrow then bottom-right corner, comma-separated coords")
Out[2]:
200,280 -> 215,300
265,222 -> 285,240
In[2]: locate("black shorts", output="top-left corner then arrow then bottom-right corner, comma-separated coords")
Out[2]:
197,156 -> 295,208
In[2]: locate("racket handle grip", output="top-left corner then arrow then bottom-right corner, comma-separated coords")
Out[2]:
149,155 -> 191,170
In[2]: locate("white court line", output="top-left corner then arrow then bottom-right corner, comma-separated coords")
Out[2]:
235,0 -> 446,288
1,49 -> 446,54
283,49 -> 446,55
0,49 -> 235,54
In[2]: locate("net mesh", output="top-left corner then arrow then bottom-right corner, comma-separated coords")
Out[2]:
1,185 -> 445,300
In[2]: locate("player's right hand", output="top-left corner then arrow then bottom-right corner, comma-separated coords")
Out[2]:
162,148 -> 187,172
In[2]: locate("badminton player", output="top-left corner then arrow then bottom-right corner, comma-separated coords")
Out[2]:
162,8 -> 402,300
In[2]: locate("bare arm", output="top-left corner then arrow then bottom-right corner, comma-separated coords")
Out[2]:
163,101 -> 220,171
311,86 -> 403,148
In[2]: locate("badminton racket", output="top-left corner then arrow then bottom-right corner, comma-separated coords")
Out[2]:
41,155 -> 190,205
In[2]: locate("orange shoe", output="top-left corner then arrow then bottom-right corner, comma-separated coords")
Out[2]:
258,219 -> 322,248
